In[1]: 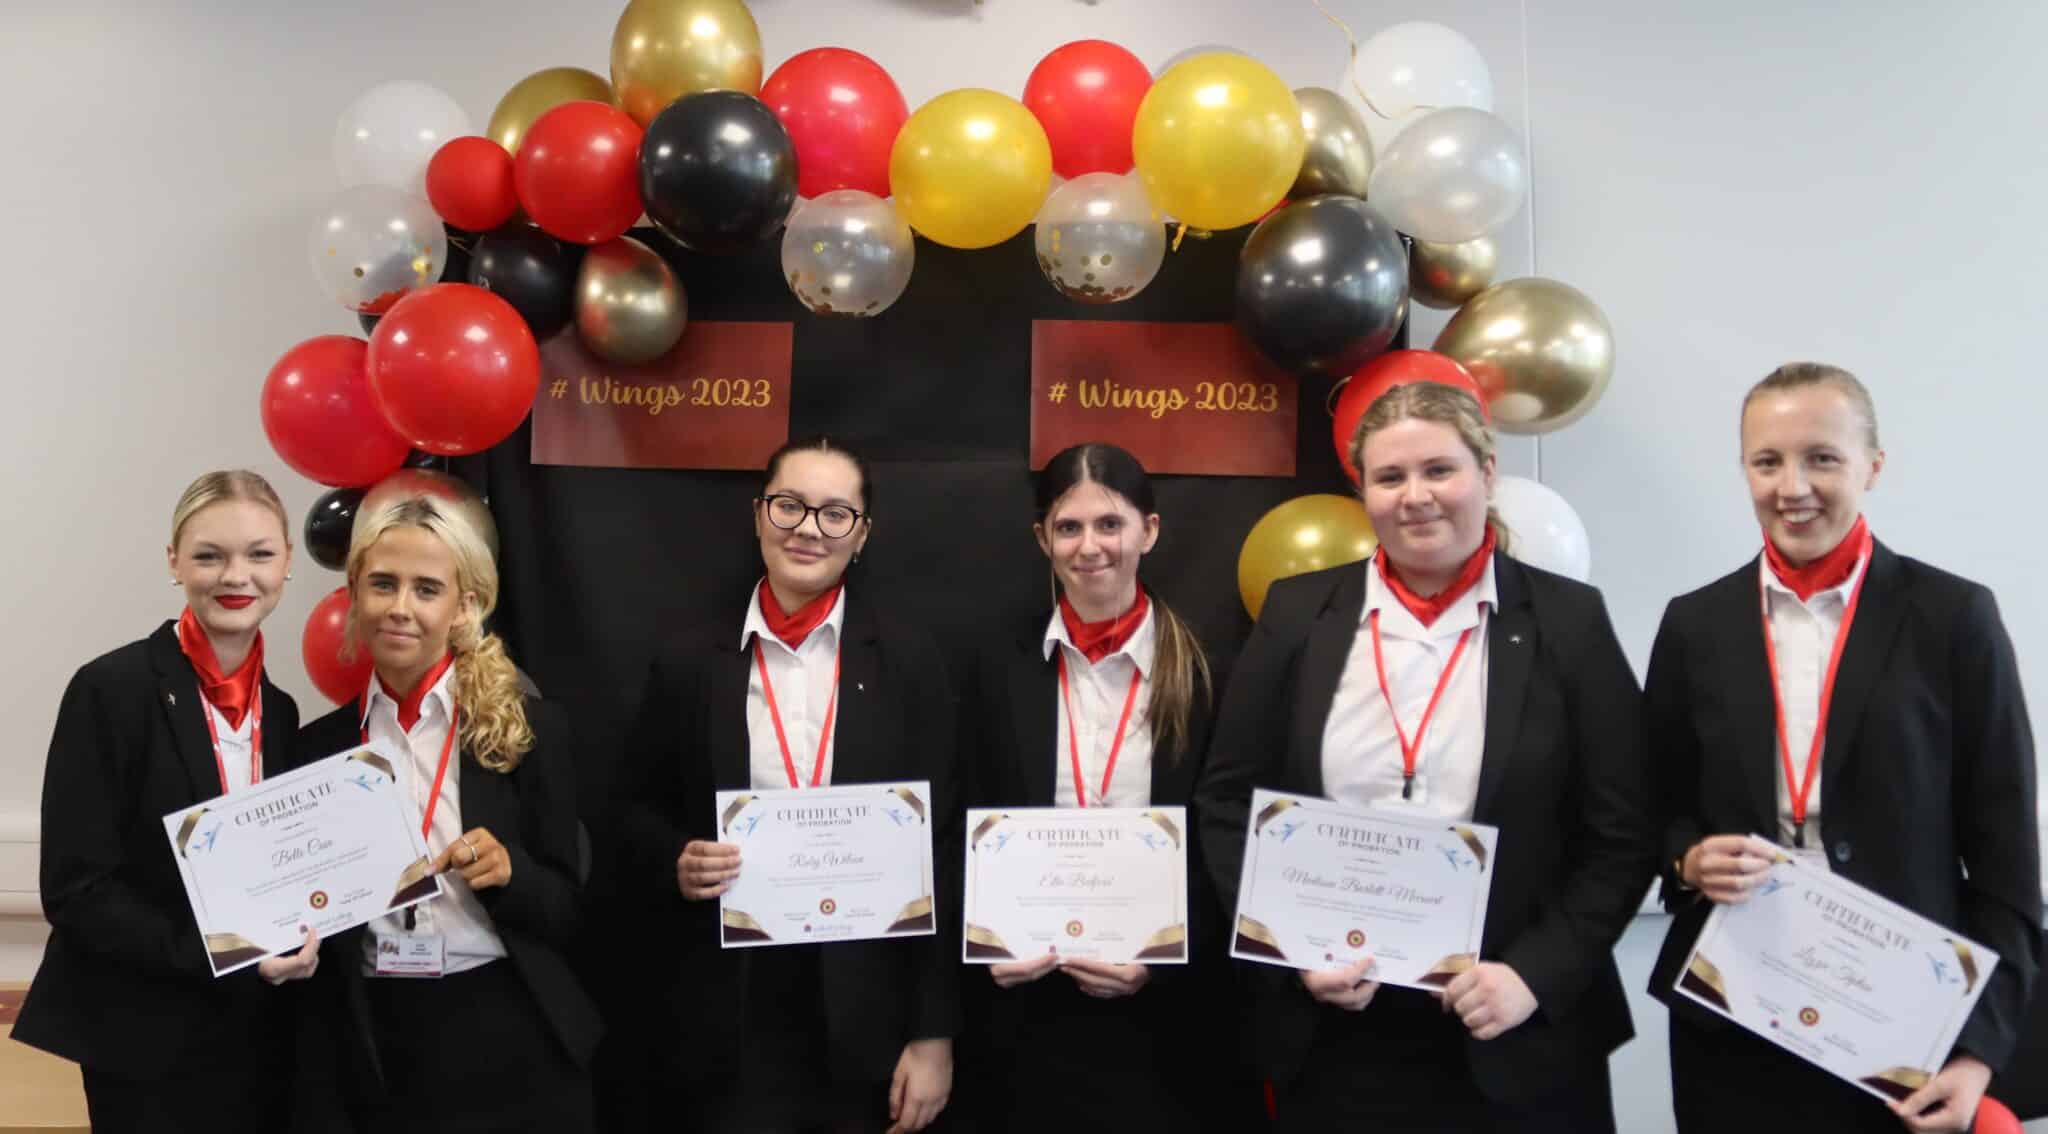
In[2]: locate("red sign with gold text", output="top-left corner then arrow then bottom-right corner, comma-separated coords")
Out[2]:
531,322 -> 793,469
1030,321 -> 1297,477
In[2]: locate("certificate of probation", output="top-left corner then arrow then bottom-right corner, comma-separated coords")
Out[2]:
713,782 -> 937,948
961,807 -> 1189,965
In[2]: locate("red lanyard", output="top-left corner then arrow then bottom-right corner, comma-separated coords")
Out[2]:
362,703 -> 460,838
1759,564 -> 1868,849
1056,651 -> 1143,808
198,689 -> 263,794
1368,611 -> 1475,800
756,641 -> 840,788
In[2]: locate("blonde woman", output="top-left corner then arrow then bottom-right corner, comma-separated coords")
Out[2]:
17,471 -> 319,1131
298,494 -> 599,1133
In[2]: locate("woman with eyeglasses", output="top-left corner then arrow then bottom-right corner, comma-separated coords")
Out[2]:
618,436 -> 961,1134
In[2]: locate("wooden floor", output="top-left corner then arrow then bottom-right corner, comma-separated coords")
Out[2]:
0,984 -> 88,1133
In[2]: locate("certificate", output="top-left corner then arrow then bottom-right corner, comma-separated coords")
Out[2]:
1230,789 -> 1497,990
961,807 -> 1189,965
1675,837 -> 1998,1103
162,743 -> 443,977
714,782 -> 936,948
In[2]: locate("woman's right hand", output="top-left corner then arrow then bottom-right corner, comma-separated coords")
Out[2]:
1300,955 -> 1378,1011
990,953 -> 1060,989
1682,834 -> 1772,904
676,840 -> 741,900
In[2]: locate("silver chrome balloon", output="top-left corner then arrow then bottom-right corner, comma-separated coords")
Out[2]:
1290,87 -> 1373,200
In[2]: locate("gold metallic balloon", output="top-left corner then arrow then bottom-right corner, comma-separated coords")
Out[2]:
610,0 -> 764,128
1290,87 -> 1373,200
1409,235 -> 1498,310
1432,278 -> 1614,434
1237,494 -> 1378,619
1133,53 -> 1305,232
487,67 -> 615,156
575,236 -> 687,365
890,89 -> 1052,250
357,469 -> 499,558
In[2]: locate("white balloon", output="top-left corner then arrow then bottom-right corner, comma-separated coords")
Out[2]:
1365,106 -> 1527,243
1343,22 -> 1493,161
307,185 -> 446,313
1494,475 -> 1591,582
333,80 -> 472,195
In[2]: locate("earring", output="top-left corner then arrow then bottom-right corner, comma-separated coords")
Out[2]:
170,578 -> 180,586
285,572 -> 293,581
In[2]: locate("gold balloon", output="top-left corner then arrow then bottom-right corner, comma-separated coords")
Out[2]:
1432,278 -> 1615,434
1290,87 -> 1372,200
1409,235 -> 1499,310
1133,53 -> 1305,232
1237,494 -> 1378,619
576,236 -> 687,365
890,89 -> 1052,250
610,0 -> 764,127
357,469 -> 499,558
487,67 -> 615,156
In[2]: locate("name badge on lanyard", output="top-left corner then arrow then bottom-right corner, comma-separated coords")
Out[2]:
373,928 -> 445,978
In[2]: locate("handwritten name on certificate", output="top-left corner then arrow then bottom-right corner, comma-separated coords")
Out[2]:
162,744 -> 443,977
962,808 -> 1189,965
713,782 -> 936,949
1675,838 -> 1998,1104
1230,790 -> 1497,990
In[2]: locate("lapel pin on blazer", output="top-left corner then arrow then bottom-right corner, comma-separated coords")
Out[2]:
1508,633 -> 1523,645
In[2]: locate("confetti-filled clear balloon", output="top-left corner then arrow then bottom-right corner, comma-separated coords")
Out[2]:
780,190 -> 915,317
333,80 -> 473,196
307,185 -> 447,314
1033,173 -> 1165,304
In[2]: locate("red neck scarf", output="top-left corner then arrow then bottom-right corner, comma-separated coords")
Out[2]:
377,652 -> 457,734
1375,529 -> 1497,628
1762,515 -> 1870,602
176,607 -> 263,729
759,579 -> 843,649
1058,588 -> 1150,664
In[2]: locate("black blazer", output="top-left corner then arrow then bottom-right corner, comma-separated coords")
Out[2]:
1194,554 -> 1656,1105
299,694 -> 602,1092
616,598 -> 962,1084
1647,542 -> 2042,1069
16,621 -> 304,1075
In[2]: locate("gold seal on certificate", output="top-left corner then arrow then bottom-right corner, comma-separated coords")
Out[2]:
162,743 -> 443,977
713,782 -> 937,948
1229,789 -> 1496,988
961,807 -> 1189,965
1675,837 -> 1999,1103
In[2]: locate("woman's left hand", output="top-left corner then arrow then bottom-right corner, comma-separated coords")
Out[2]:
1440,962 -> 1538,1040
1890,1053 -> 1991,1133
434,827 -> 512,891
1060,957 -> 1152,999
256,926 -> 320,986
886,1036 -> 952,1134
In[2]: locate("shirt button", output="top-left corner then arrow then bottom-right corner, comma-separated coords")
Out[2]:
1833,842 -> 1852,864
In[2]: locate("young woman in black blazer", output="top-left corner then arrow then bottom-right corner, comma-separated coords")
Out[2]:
16,470 -> 319,1131
298,492 -> 600,1133
618,436 -> 959,1134
1196,382 -> 1655,1132
955,442 -> 1260,1130
1649,363 -> 2040,1134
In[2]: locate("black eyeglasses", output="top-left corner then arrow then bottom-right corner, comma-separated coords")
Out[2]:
758,494 -> 865,539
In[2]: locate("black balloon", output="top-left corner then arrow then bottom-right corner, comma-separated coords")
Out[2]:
1235,196 -> 1410,377
403,449 -> 447,471
357,312 -> 380,336
304,486 -> 366,572
468,226 -> 580,341
639,90 -> 798,255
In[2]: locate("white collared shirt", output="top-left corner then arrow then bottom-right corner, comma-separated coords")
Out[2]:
1321,559 -> 1495,820
742,582 -> 846,790
1043,604 -> 1156,809
1759,553 -> 1868,861
205,701 -> 258,792
359,667 -> 509,976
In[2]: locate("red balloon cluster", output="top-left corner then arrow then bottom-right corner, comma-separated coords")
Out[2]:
1023,40 -> 1152,179
762,48 -> 907,199
368,284 -> 541,457
514,100 -> 645,244
1330,351 -> 1487,483
260,336 -> 411,487
426,137 -> 518,232
302,586 -> 373,705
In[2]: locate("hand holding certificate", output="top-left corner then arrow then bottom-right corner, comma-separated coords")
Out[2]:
713,782 -> 936,947
1675,836 -> 1999,1105
1229,789 -> 1497,991
163,742 -> 443,976
961,807 -> 1188,965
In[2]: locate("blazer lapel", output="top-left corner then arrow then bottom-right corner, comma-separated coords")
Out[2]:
1291,568 -> 1368,799
1819,541 -> 1907,795
829,603 -> 885,786
457,747 -> 515,836
258,675 -> 295,777
1472,556 -> 1534,822
1712,560 -> 1782,836
147,621 -> 225,802
708,638 -> 754,792
1012,628 -> 1059,807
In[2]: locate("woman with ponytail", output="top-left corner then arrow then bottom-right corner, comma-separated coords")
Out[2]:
298,493 -> 599,1132
1196,382 -> 1655,1130
1649,364 -> 2039,1133
955,442 -> 1259,1130
17,471 -> 317,1131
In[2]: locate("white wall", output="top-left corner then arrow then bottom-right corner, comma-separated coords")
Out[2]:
3,2 -> 2042,1128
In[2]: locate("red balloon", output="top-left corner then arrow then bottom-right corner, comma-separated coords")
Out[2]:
761,48 -> 908,199
260,335 -> 410,487
1975,1098 -> 2021,1134
1023,40 -> 1153,179
514,101 -> 644,244
367,284 -> 540,456
426,136 -> 518,232
1331,350 -> 1487,483
302,586 -> 372,705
